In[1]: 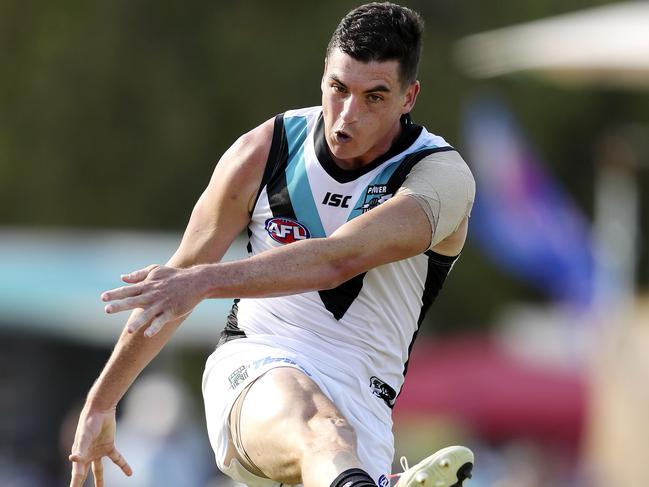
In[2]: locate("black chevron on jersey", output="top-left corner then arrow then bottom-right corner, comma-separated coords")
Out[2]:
318,273 -> 366,320
317,147 -> 445,321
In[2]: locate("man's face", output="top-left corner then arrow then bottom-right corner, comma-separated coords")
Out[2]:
321,48 -> 419,168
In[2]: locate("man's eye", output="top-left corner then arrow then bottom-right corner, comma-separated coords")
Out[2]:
332,84 -> 346,93
367,94 -> 383,103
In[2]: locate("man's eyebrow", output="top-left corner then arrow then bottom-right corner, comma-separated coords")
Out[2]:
328,74 -> 391,93
364,84 -> 391,93
329,75 -> 347,87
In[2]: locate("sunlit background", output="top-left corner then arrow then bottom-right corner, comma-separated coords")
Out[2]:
1,1 -> 648,486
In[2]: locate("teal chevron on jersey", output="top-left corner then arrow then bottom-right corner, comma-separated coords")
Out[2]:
285,114 -> 308,157
284,115 -> 326,238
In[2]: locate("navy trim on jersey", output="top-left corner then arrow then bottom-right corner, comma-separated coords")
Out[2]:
314,113 -> 424,184
246,227 -> 253,254
216,299 -> 247,349
229,114 -> 293,348
251,114 -> 289,215
397,250 -> 458,399
385,146 -> 457,195
265,115 -> 298,220
252,114 -> 327,238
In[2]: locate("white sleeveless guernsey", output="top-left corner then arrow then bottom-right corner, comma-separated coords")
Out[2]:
220,106 -> 461,408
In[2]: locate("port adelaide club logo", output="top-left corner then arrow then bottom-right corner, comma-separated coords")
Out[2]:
369,375 -> 396,407
265,217 -> 311,244
355,185 -> 393,213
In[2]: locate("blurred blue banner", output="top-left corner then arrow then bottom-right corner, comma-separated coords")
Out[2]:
463,95 -> 595,307
0,228 -> 247,345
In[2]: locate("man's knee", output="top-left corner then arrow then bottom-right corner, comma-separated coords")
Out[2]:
303,412 -> 357,455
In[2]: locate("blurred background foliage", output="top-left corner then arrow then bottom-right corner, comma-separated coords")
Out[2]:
2,0 -> 646,331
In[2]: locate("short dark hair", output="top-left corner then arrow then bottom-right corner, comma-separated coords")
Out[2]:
326,2 -> 424,86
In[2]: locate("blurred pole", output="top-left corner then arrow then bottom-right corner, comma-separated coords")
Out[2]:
592,129 -> 639,314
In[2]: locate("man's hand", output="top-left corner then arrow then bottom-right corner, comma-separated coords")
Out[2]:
101,264 -> 204,337
69,407 -> 132,487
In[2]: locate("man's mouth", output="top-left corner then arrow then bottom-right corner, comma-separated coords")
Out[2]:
334,130 -> 351,143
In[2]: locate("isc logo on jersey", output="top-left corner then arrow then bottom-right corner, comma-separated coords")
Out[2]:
265,217 -> 311,244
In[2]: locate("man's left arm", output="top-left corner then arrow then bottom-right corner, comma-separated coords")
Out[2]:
102,191 -> 460,335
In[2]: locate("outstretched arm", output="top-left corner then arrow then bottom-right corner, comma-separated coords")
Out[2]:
68,118 -> 273,487
101,190 -> 469,337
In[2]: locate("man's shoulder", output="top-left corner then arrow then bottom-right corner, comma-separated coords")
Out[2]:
414,124 -> 453,152
415,150 -> 474,189
409,125 -> 471,179
282,105 -> 322,120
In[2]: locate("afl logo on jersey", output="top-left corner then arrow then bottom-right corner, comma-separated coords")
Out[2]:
265,217 -> 311,244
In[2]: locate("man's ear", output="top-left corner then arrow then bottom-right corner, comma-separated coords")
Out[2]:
402,80 -> 420,114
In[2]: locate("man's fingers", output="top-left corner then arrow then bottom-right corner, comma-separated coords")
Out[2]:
126,306 -> 160,334
121,264 -> 159,283
101,284 -> 143,303
91,459 -> 104,487
109,448 -> 133,476
104,295 -> 150,314
69,460 -> 89,487
70,431 -> 93,465
144,310 -> 171,338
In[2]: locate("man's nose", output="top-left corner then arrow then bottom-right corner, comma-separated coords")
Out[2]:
340,95 -> 360,123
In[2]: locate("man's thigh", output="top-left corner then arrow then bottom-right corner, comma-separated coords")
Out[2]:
234,366 -> 357,483
202,338 -> 393,485
202,340 -> 321,483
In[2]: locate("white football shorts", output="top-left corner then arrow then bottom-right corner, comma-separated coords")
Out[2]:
202,335 -> 394,487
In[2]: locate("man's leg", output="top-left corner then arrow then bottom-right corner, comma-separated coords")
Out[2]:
230,366 -> 376,487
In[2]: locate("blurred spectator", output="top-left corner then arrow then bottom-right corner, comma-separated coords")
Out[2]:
101,372 -> 214,487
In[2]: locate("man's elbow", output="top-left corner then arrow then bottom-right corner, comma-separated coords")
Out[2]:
319,257 -> 364,290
